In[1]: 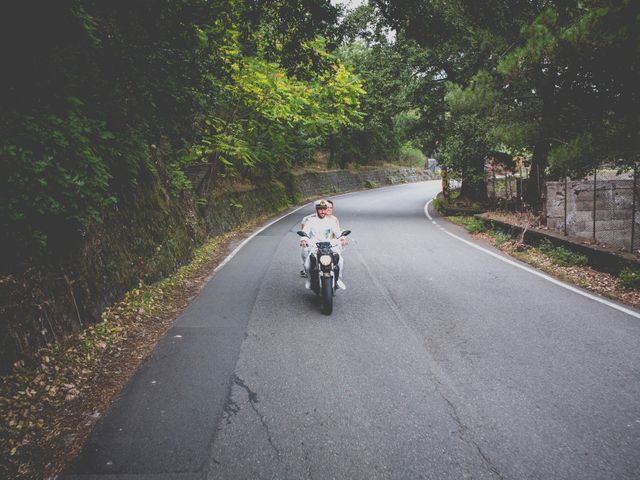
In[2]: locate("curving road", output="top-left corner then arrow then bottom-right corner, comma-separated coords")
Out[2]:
64,181 -> 640,480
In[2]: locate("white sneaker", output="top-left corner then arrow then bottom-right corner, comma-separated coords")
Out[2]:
336,279 -> 346,290
305,280 -> 311,289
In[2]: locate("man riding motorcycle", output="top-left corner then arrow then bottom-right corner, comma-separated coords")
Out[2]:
299,199 -> 346,290
299,199 -> 347,278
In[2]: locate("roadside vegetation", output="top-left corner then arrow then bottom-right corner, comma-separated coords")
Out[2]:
447,216 -> 640,308
372,0 -> 639,206
1,1 -> 437,371
1,2 -> 638,477
0,216 -> 279,479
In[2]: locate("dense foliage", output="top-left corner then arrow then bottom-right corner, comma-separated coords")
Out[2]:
0,0 -> 363,266
0,5 -> 638,454
372,0 -> 639,204
2,0 -> 637,262
329,6 -> 430,167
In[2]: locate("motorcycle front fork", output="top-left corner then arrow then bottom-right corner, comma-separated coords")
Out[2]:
310,258 -> 340,290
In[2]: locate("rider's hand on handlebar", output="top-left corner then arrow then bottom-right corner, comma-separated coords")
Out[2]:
340,237 -> 349,247
300,239 -> 308,247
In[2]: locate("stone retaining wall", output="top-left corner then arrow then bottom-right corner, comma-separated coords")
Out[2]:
546,179 -> 638,250
286,167 -> 435,199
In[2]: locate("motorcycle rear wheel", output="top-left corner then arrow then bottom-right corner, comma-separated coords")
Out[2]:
321,276 -> 333,315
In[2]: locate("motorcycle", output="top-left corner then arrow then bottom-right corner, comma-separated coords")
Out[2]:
297,230 -> 351,315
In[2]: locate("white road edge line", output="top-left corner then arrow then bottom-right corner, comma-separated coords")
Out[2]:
213,204 -> 307,273
424,199 -> 640,319
424,199 -> 433,220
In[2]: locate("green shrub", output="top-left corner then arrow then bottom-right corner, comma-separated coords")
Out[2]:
398,144 -> 427,167
537,239 -> 554,254
290,192 -> 303,205
447,215 -> 487,233
1,112 -> 117,251
491,230 -> 511,247
618,267 -> 640,290
365,179 -> 379,189
538,239 -> 588,266
386,175 -> 396,184
465,217 -> 488,234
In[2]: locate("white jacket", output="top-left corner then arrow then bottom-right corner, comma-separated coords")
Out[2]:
301,213 -> 341,231
302,215 -> 342,244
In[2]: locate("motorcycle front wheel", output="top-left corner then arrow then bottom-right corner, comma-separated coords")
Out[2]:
321,276 -> 333,315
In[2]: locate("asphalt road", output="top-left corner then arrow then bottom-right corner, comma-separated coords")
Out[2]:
64,181 -> 640,480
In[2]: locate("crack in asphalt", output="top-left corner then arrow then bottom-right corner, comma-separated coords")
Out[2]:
223,396 -> 240,424
435,381 -> 504,480
233,374 -> 280,456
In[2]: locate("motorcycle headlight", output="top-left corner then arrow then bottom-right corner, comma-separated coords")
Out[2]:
319,255 -> 332,266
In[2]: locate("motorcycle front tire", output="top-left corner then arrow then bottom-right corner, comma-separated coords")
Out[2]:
321,276 -> 333,315
310,271 -> 320,295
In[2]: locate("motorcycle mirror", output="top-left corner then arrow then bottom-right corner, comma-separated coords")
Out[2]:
297,230 -> 309,238
341,230 -> 351,237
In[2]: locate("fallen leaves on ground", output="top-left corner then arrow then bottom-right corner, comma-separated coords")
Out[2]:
0,215 -> 276,480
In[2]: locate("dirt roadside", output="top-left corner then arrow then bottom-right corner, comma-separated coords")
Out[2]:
446,211 -> 640,310
0,212 -> 292,480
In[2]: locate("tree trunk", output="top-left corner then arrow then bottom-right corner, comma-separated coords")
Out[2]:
460,156 -> 487,202
525,74 -> 556,210
441,167 -> 450,199
460,178 -> 487,201
526,140 -> 549,210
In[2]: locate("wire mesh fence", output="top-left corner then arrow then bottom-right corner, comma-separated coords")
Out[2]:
545,168 -> 639,253
486,173 -> 524,210
445,164 -> 639,253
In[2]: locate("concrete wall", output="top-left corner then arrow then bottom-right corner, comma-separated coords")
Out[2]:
546,179 -> 639,250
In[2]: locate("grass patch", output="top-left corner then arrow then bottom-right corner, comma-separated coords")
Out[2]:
448,215 -> 487,233
432,198 -> 445,214
466,218 -> 488,234
618,267 -> 640,290
451,217 -> 590,265
490,230 -> 511,247
446,215 -> 465,225
537,239 -> 588,267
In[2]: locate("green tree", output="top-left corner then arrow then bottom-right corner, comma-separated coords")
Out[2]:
371,0 -> 502,195
193,31 -> 364,189
331,5 -> 428,167
0,0 -> 363,266
440,73 -> 502,200
374,0 -> 640,207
